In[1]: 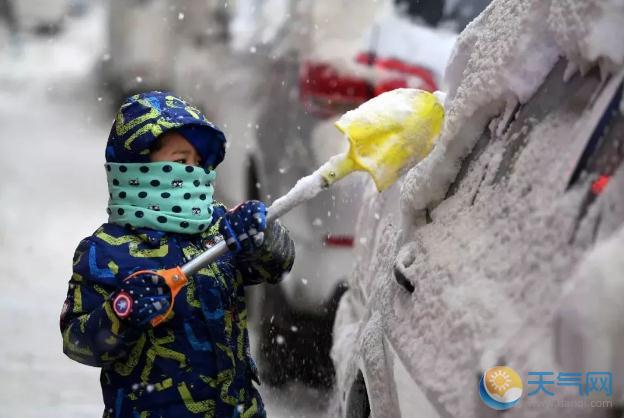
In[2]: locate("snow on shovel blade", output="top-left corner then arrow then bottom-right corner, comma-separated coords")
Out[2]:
331,88 -> 445,192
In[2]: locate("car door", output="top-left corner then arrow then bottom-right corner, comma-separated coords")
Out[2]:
383,61 -> 622,417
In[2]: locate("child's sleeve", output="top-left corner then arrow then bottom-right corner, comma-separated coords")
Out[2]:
60,238 -> 141,367
236,220 -> 296,286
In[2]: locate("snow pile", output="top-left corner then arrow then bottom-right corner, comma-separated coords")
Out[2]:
400,0 -> 624,222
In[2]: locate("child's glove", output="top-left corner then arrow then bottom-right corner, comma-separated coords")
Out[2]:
218,200 -> 267,254
111,272 -> 172,328
254,219 -> 295,283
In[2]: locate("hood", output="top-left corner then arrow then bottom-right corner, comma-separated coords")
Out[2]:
105,91 -> 226,169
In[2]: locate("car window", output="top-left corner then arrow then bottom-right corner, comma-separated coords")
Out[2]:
443,0 -> 493,30
445,59 -> 604,200
395,0 -> 493,30
567,81 -> 624,240
567,82 -> 623,188
394,0 -> 444,26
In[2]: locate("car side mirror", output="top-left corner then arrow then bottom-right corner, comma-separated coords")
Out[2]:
393,243 -> 421,293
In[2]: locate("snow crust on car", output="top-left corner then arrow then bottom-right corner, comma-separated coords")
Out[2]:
388,117 -> 600,416
340,0 -> 624,416
401,0 -> 624,219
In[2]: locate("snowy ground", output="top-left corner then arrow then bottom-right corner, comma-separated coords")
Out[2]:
0,5 -> 328,417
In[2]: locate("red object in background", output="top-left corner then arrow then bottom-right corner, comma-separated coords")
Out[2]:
591,175 -> 610,195
355,53 -> 438,92
324,234 -> 355,248
299,51 -> 438,117
299,61 -> 373,117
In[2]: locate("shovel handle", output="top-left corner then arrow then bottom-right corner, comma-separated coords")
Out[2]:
146,213 -> 268,328
179,209 -> 282,277
180,171 -> 328,278
180,240 -> 230,277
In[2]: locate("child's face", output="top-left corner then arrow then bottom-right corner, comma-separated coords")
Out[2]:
150,131 -> 202,166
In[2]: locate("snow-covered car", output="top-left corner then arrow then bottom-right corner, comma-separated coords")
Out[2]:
332,0 -> 624,417
103,0 -> 178,100
14,0 -> 68,34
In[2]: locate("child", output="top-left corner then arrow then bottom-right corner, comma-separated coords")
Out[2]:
60,91 -> 295,417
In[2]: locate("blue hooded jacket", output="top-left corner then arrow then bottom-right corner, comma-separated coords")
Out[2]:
60,92 -> 294,418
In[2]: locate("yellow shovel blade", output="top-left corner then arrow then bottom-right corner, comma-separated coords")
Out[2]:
331,88 -> 444,191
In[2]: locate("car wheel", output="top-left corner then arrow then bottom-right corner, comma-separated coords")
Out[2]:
257,281 -> 348,388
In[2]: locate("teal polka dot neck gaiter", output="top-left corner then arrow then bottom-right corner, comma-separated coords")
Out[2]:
106,162 -> 216,234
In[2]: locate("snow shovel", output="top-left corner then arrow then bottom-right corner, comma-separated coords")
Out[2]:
136,88 -> 445,326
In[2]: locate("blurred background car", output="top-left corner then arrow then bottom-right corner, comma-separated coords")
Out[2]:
13,0 -> 68,35
330,5 -> 624,418
102,0 -> 178,101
